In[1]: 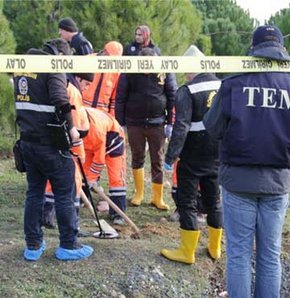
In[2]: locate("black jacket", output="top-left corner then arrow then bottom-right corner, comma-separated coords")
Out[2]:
70,32 -> 93,55
115,72 -> 177,127
165,73 -> 221,165
123,41 -> 160,56
14,48 -> 72,143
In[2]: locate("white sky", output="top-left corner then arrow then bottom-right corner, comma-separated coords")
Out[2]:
235,0 -> 290,23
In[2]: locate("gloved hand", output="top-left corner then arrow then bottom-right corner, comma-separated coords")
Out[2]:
163,162 -> 173,172
88,180 -> 104,192
164,124 -> 173,138
69,126 -> 80,143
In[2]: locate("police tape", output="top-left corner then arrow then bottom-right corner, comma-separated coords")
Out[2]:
2,54 -> 290,73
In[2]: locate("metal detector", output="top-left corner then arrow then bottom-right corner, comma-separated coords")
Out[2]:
75,154 -> 119,239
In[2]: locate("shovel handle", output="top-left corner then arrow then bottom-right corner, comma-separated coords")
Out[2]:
91,185 -> 140,235
80,189 -> 95,218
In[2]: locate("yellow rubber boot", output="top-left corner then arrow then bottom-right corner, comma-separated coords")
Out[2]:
208,226 -> 223,260
161,229 -> 200,264
131,168 -> 144,206
149,183 -> 169,210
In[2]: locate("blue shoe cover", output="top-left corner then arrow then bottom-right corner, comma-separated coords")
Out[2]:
24,240 -> 46,261
55,245 -> 94,261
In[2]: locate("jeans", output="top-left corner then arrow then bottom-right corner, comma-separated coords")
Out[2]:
222,188 -> 289,298
21,141 -> 78,249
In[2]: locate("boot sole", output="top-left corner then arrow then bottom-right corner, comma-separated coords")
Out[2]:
160,250 -> 194,264
150,203 -> 169,210
207,248 -> 221,260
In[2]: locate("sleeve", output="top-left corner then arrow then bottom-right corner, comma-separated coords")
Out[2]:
115,74 -> 128,126
87,136 -> 106,181
47,73 -> 74,129
108,73 -> 121,117
79,41 -> 94,55
71,140 -> 85,160
165,86 -> 192,165
164,73 -> 178,125
203,83 -> 228,140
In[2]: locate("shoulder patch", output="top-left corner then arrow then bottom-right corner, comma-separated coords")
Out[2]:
206,91 -> 217,108
18,77 -> 28,95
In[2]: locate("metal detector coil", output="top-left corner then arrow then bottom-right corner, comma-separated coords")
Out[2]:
74,153 -> 119,239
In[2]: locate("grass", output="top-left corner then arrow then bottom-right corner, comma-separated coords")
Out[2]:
0,154 -> 289,297
0,132 -> 14,159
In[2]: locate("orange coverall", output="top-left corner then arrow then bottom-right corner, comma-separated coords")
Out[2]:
82,41 -> 123,117
83,107 -> 126,217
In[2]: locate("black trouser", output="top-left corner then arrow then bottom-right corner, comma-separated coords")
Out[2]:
176,159 -> 223,230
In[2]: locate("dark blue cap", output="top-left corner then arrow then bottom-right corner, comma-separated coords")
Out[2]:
249,25 -> 290,61
252,25 -> 284,47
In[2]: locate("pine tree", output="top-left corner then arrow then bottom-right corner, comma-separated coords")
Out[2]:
3,0 -> 59,53
268,8 -> 290,50
193,0 -> 256,55
0,0 -> 16,132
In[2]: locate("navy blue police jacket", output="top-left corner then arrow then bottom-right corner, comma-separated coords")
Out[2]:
218,72 -> 290,168
14,48 -> 72,144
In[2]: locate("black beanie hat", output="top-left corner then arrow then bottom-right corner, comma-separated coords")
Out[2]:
58,17 -> 78,33
75,73 -> 94,82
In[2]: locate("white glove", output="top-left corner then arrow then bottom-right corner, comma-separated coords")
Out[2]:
88,180 -> 104,192
164,124 -> 173,138
69,126 -> 80,143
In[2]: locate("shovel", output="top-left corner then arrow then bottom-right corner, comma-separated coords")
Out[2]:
90,185 -> 140,236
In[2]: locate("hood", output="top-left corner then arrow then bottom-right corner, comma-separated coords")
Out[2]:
104,41 -> 123,56
248,41 -> 290,61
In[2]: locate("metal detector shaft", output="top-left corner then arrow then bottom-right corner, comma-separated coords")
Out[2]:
80,189 -> 95,218
75,154 -> 104,235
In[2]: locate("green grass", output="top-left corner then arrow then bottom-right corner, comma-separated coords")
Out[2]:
0,132 -> 14,158
0,155 -> 289,297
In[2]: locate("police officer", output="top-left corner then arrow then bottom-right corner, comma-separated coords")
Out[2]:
161,45 -> 223,264
123,25 -> 160,56
58,17 -> 93,55
204,25 -> 290,298
14,38 -> 93,261
43,69 -> 94,231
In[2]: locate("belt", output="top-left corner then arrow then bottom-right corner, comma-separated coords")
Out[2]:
20,132 -> 52,145
144,116 -> 165,125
